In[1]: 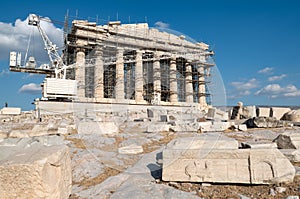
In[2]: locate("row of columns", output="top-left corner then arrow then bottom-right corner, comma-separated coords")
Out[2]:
75,48 -> 206,105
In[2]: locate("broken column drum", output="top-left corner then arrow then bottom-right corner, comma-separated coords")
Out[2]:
66,20 -> 214,108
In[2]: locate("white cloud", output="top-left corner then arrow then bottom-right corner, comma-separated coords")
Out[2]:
154,21 -> 170,28
255,84 -> 300,98
230,78 -> 259,90
227,90 -> 251,99
19,83 -> 42,94
258,67 -> 274,74
268,74 -> 287,82
228,78 -> 259,99
0,16 -> 63,64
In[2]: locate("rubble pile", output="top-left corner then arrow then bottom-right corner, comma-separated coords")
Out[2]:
0,104 -> 299,198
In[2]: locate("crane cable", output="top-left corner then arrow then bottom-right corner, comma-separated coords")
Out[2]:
24,27 -> 34,66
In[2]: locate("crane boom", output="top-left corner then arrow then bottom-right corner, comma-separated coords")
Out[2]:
28,14 -> 62,67
28,14 -> 66,78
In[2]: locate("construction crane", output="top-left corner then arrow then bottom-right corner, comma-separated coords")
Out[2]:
9,14 -> 77,100
28,14 -> 66,79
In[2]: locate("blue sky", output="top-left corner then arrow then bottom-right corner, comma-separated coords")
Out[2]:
0,0 -> 299,110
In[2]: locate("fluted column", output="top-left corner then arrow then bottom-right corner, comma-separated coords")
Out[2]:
135,50 -> 144,102
169,56 -> 178,103
198,66 -> 207,106
153,51 -> 161,104
115,48 -> 125,101
94,49 -> 104,101
75,48 -> 85,100
185,61 -> 193,103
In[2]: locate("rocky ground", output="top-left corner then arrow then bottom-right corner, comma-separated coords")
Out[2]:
65,124 -> 300,199
1,111 -> 300,199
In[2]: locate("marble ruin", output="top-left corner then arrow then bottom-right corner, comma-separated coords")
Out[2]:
64,20 -> 213,108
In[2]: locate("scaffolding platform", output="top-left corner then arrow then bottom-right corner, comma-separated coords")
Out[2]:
9,66 -> 55,75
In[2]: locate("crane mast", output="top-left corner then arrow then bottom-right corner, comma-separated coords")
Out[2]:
28,14 -> 67,79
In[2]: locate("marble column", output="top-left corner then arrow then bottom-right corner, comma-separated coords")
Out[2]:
198,66 -> 207,106
169,56 -> 178,103
115,48 -> 125,101
75,48 -> 85,99
94,49 -> 104,101
135,50 -> 144,102
153,51 -> 161,104
185,61 -> 193,103
125,65 -> 132,99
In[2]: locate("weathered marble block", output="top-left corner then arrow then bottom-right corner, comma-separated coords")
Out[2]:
163,136 -> 295,184
0,144 -> 72,199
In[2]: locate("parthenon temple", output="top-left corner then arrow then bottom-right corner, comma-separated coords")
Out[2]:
64,19 -> 214,109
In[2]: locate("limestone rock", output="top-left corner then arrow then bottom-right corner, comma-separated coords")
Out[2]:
0,144 -> 72,199
274,132 -> 300,149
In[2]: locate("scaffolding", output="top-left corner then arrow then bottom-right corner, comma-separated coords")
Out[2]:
63,16 -> 214,107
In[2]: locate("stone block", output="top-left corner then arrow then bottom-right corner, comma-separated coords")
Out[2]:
210,121 -> 231,131
0,107 -> 21,115
257,107 -> 270,117
147,108 -> 167,122
147,122 -> 170,133
244,106 -> 257,118
166,133 -> 239,150
169,122 -> 200,132
198,121 -> 213,132
239,124 -> 248,131
57,127 -> 69,135
270,107 -> 291,120
280,149 -> 300,162
9,130 -> 29,138
207,108 -> 228,121
233,124 -> 247,131
118,144 -> 143,154
241,141 -> 277,149
198,121 -> 232,132
77,121 -> 118,135
0,144 -> 72,198
274,132 -> 300,149
282,109 -> 300,122
28,124 -> 56,137
162,147 -> 295,184
160,115 -> 176,122
247,117 -> 288,128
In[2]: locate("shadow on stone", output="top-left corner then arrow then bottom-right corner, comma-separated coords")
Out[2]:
147,163 -> 162,179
